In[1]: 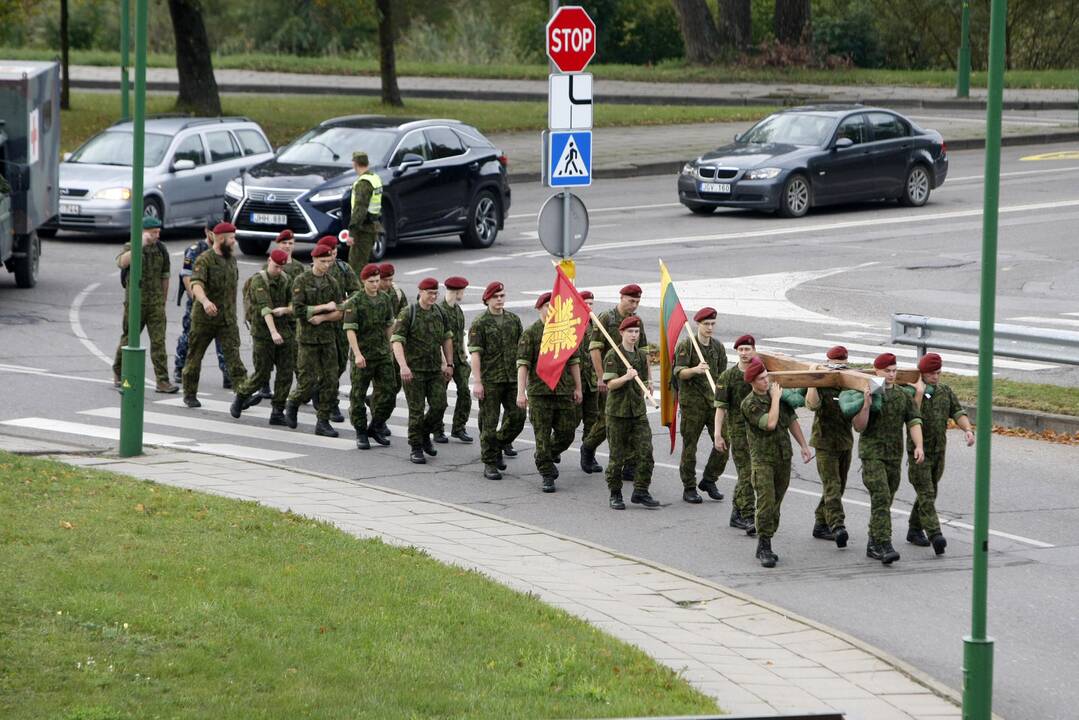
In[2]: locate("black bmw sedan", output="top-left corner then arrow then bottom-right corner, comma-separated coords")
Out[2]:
224,116 -> 511,259
677,105 -> 948,218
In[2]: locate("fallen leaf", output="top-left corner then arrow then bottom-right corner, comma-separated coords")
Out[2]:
60,521 -> 74,530
134,503 -> 145,513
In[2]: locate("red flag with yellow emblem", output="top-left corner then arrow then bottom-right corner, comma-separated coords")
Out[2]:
536,266 -> 591,390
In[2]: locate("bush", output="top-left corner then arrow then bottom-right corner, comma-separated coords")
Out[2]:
813,4 -> 885,68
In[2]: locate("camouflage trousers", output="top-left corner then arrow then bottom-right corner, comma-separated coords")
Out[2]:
175,296 -> 227,382
679,404 -> 729,489
439,362 -> 472,435
729,421 -> 755,516
114,301 -> 170,384
346,226 -> 378,275
403,371 -> 448,447
335,327 -> 350,380
288,342 -> 339,422
236,335 -> 295,409
862,458 -> 902,542
576,386 -> 599,440
528,394 -> 577,477
908,451 -> 945,535
751,460 -> 791,539
478,381 -> 526,465
814,448 -> 851,529
581,389 -> 607,450
348,358 -> 396,431
606,414 -> 655,492
181,317 -> 247,397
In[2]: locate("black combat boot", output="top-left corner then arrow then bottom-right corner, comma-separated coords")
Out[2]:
682,488 -> 703,504
330,403 -> 345,424
549,465 -> 560,480
268,407 -> 287,426
630,490 -> 659,508
756,537 -> 777,568
929,532 -> 947,555
745,518 -> 757,537
451,429 -> 473,443
879,540 -> 900,564
609,491 -> 625,510
729,508 -> 750,530
183,395 -> 201,408
314,419 -> 339,438
496,452 -> 507,471
483,464 -> 503,480
421,435 -> 438,457
813,522 -> 835,540
258,382 -> 273,400
367,420 -> 390,446
502,444 -> 518,457
409,446 -> 426,464
222,375 -> 232,390
541,475 -> 556,493
243,393 -> 263,410
229,393 -> 248,419
698,480 -> 724,500
355,430 -> 370,450
579,445 -> 602,473
283,402 -> 299,429
433,430 -> 449,444
834,525 -> 849,548
906,528 -> 930,547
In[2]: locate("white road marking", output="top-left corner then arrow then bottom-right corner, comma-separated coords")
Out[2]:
404,266 -> 437,276
766,336 -> 1056,371
70,283 -> 113,367
947,164 -> 1079,183
508,201 -> 679,220
0,362 -> 48,372
0,364 -> 119,386
457,256 -> 515,265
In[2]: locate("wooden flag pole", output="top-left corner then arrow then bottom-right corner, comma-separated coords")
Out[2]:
683,323 -> 718,393
589,311 -> 659,408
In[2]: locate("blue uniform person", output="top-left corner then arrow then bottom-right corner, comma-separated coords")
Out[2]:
174,219 -> 230,387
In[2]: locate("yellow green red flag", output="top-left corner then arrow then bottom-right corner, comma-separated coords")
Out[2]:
659,261 -> 688,453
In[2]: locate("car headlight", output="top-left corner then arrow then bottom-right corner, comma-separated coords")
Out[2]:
309,186 -> 349,203
681,163 -> 695,175
94,187 -> 132,201
225,179 -> 243,198
744,167 -> 782,180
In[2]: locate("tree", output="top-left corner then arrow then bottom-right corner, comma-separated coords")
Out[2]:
166,0 -> 221,115
59,0 -> 69,109
774,0 -> 810,45
376,0 -> 402,107
721,0 -> 752,50
669,0 -> 727,64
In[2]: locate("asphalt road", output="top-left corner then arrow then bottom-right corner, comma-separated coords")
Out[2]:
2,142 -> 1078,720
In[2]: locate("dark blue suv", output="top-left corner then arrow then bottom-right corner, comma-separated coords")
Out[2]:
225,116 -> 511,260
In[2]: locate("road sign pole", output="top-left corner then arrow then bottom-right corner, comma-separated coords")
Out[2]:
957,0 -> 971,98
120,0 -> 130,120
119,0 -> 147,457
962,0 -> 1004,717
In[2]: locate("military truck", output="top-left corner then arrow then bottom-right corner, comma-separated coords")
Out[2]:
0,61 -> 59,288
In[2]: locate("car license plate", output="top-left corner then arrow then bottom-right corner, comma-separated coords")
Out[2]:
61,203 -> 81,215
699,182 -> 731,194
251,212 -> 287,225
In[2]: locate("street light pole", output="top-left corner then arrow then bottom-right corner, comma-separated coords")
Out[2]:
120,0 -> 130,120
957,0 -> 971,98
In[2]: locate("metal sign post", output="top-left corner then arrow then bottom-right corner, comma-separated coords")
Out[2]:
120,0 -> 130,120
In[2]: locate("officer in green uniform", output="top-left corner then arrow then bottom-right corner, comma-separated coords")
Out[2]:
182,222 -> 248,406
806,345 -> 855,548
673,306 -> 728,504
345,151 -> 383,275
341,263 -> 396,449
435,276 -> 473,444
574,290 -> 603,473
904,352 -> 974,555
516,292 -> 582,493
853,352 -> 925,565
285,243 -> 343,436
315,235 -> 359,423
392,277 -> 454,464
469,281 -> 526,480
582,284 -> 648,474
603,315 -> 658,510
230,249 -> 295,424
713,334 -> 760,534
739,358 -> 814,568
113,216 -> 176,393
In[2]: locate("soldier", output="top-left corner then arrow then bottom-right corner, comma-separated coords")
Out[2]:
904,352 -> 974,555
435,276 -> 473,444
516,292 -> 582,493
603,315 -> 658,510
853,352 -> 925,565
575,290 -> 603,474
273,229 -> 306,282
285,243 -> 343,436
469,281 -> 526,480
174,219 -> 229,387
317,235 -> 359,423
714,334 -> 760,534
113,216 -> 177,393
229,249 -> 295,425
673,307 -> 728,504
739,358 -> 814,568
392,277 -> 454,464
181,222 -> 248,406
341,263 -> 396,449
345,151 -> 383,274
806,345 -> 855,548
379,262 -> 408,436
581,284 -> 648,475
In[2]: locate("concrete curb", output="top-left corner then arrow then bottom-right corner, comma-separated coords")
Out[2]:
967,404 -> 1079,435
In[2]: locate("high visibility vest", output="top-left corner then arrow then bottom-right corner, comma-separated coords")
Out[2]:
352,172 -> 383,217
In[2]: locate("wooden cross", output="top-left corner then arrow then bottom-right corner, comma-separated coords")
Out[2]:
756,351 -> 920,393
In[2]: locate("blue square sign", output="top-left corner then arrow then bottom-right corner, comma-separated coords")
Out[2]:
547,130 -> 592,187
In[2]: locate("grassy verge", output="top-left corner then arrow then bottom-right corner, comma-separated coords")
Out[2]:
944,373 -> 1079,417
0,451 -> 720,720
8,46 -> 1079,89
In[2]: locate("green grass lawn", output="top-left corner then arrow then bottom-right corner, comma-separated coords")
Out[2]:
0,452 -> 721,720
944,374 -> 1079,417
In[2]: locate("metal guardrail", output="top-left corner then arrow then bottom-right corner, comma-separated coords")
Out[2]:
891,313 -> 1079,366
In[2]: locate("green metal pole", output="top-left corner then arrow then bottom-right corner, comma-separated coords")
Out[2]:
963,0 -> 1004,717
120,0 -> 130,120
957,0 -> 971,98
118,0 -> 147,457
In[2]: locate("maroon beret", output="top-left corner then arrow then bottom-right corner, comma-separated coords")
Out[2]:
535,291 -> 552,309
918,352 -> 942,373
378,263 -> 395,278
619,315 -> 641,332
826,345 -> 848,361
269,249 -> 289,266
444,276 -> 468,290
275,229 -> 294,242
694,307 -> 717,322
743,357 -> 766,383
874,352 -> 898,370
418,277 -> 439,291
619,284 -> 642,298
579,289 -> 594,301
316,235 -> 338,248
482,281 -> 504,302
360,263 -> 380,280
733,334 -> 755,349
213,222 -> 236,234
311,244 -> 332,258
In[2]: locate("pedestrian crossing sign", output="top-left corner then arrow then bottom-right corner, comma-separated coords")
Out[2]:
547,130 -> 592,187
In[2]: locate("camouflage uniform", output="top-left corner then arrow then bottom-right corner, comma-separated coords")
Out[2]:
858,385 -> 922,542
328,259 -> 361,378
603,345 -> 653,492
810,387 -> 854,530
264,255 -> 306,386
174,239 -> 227,383
583,308 -> 648,451
517,318 -> 580,478
904,383 -> 966,536
469,309 -> 525,466
235,270 -> 294,408
741,391 -> 794,539
714,364 -> 756,518
385,285 -> 409,397
347,177 -> 382,275
439,299 -> 472,436
341,290 -> 396,432
113,241 -> 172,385
287,270 -> 342,421
672,335 -> 728,490
575,328 -> 600,439
181,250 -> 247,397
392,303 -> 452,448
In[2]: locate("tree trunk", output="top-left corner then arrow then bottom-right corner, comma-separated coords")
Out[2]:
670,0 -> 727,64
376,0 -> 403,107
166,0 -> 222,115
59,0 -> 69,109
721,0 -> 752,50
774,0 -> 811,45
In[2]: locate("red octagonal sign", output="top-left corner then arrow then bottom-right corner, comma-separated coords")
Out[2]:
546,6 -> 596,73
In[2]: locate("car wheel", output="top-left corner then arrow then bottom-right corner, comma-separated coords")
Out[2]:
143,196 -> 164,224
14,231 -> 40,289
461,190 -> 500,249
237,236 -> 271,257
899,164 -> 931,207
778,174 -> 811,218
686,203 -> 716,215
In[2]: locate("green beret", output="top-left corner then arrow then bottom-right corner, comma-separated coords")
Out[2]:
352,151 -> 369,165
142,216 -> 162,230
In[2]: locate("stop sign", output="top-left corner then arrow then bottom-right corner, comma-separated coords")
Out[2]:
546,6 -> 596,73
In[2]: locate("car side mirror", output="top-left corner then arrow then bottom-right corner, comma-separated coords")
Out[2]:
62,152 -> 72,162
834,137 -> 854,150
394,153 -> 425,176
275,146 -> 284,155
172,158 -> 196,172
734,132 -> 743,142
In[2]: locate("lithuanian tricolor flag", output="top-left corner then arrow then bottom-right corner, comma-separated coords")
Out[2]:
659,261 -> 688,453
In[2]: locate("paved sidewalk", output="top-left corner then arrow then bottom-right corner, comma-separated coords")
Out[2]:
33,439 -> 964,720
